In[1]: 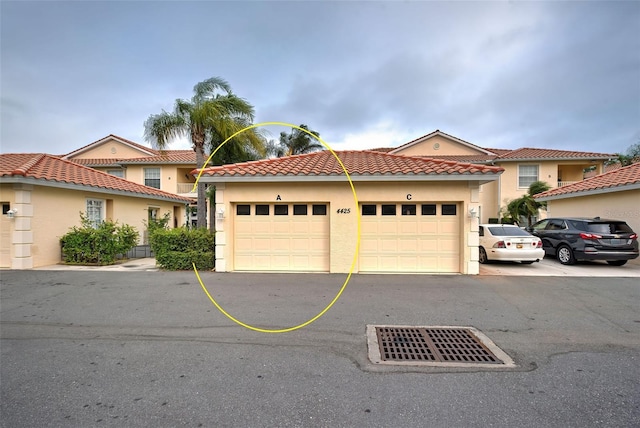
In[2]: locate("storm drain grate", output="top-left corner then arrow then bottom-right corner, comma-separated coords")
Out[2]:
368,325 -> 515,367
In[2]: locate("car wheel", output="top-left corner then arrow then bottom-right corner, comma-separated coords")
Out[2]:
557,245 -> 576,265
521,261 -> 535,264
607,260 -> 627,266
479,247 -> 488,264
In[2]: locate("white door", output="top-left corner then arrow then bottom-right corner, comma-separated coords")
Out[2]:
234,203 -> 330,272
359,203 -> 461,273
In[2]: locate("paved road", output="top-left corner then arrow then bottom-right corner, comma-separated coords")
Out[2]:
1,270 -> 639,427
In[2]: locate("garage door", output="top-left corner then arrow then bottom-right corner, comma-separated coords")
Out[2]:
359,203 -> 461,273
234,203 -> 329,272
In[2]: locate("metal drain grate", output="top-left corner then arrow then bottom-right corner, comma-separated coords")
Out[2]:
370,326 -> 513,366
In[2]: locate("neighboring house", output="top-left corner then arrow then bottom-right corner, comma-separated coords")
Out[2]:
384,130 -> 614,223
534,162 -> 640,234
0,153 -> 193,269
197,150 -> 504,275
62,134 -> 200,226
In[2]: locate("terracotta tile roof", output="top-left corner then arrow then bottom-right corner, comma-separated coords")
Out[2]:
198,150 -> 504,179
69,151 -> 197,166
535,162 -> 640,200
1,153 -> 193,203
495,147 -> 613,161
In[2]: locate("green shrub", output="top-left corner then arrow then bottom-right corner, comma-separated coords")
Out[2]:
150,227 -> 214,270
60,214 -> 139,265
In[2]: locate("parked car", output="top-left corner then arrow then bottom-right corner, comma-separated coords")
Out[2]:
478,224 -> 544,264
527,217 -> 639,266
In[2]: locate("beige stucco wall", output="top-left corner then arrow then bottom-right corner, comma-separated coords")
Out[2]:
396,135 -> 486,157
545,189 -> 640,235
212,180 -> 480,274
69,139 -> 152,159
0,183 -> 186,269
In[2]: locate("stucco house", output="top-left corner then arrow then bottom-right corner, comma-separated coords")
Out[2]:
63,134 -> 200,225
0,153 -> 193,269
534,162 -> 640,234
198,150 -> 504,274
385,130 -> 614,223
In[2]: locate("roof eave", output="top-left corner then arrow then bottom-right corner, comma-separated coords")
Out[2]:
536,183 -> 640,201
496,156 -> 611,162
0,176 -> 193,204
198,173 -> 503,183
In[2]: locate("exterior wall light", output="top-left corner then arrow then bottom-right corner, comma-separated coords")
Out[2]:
468,207 -> 478,218
6,209 -> 17,218
216,206 -> 225,219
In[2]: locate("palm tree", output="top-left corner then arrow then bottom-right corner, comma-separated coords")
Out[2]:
267,124 -> 322,157
505,181 -> 551,227
144,77 -> 260,228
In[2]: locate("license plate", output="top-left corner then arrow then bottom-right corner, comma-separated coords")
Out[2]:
610,239 -> 624,245
516,244 -> 523,249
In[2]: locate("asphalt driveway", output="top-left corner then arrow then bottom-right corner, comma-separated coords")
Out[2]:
1,268 -> 639,427
480,255 -> 640,277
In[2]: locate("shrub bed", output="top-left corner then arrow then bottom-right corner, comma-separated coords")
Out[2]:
150,227 -> 214,270
60,215 -> 139,265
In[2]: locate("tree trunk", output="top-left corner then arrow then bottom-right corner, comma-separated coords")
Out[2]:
194,139 -> 207,229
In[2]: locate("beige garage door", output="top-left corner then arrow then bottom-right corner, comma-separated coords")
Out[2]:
359,202 -> 461,273
234,203 -> 329,272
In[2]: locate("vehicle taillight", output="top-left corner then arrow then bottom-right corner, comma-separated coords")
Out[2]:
631,234 -> 638,240
579,232 -> 602,240
536,240 -> 542,248
493,241 -> 506,248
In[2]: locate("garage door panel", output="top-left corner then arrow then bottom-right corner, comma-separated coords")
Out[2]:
234,203 -> 329,272
360,203 -> 460,273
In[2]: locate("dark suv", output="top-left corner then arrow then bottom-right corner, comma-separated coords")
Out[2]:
527,217 -> 639,266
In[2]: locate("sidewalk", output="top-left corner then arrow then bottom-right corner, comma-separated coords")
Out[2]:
34,257 -> 159,271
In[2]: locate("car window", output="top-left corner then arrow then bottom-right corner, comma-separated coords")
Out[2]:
488,226 -> 531,236
479,226 -> 484,237
587,222 -> 633,234
548,219 -> 566,230
568,220 -> 587,231
531,220 -> 549,231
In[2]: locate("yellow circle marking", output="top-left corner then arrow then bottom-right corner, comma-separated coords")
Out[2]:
192,121 -> 361,333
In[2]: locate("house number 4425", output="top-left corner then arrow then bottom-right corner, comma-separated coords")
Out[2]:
336,208 -> 351,214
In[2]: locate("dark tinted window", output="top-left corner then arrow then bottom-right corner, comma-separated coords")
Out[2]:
274,205 -> 288,215
401,204 -> 416,215
479,226 -> 485,237
293,204 -> 307,215
312,204 -> 327,215
255,205 -> 269,215
382,205 -> 396,216
442,204 -> 457,215
488,226 -> 531,236
236,205 -> 250,215
422,204 -> 436,215
362,205 -> 376,216
587,222 -> 633,234
548,219 -> 566,230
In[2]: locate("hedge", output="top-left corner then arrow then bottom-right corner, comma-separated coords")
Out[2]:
150,227 -> 214,270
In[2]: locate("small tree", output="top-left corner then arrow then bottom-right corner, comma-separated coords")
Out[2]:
606,142 -> 640,167
504,181 -> 551,227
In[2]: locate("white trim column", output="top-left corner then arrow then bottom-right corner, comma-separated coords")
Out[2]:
12,184 -> 33,269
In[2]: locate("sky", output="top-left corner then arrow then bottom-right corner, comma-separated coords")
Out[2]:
1,1 -> 639,156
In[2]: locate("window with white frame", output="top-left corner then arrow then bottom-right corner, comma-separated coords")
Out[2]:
86,199 -> 104,228
144,168 -> 161,189
518,165 -> 539,188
